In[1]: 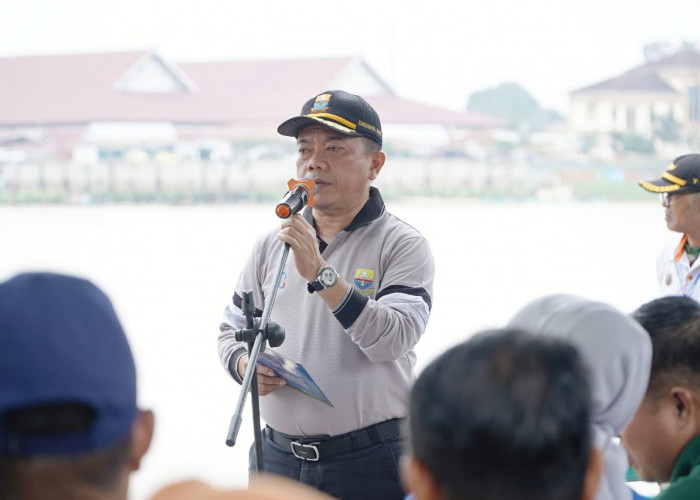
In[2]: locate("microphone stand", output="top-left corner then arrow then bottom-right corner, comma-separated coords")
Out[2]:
225,243 -> 289,473
225,178 -> 314,471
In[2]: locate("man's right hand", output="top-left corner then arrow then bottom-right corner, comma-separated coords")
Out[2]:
237,354 -> 286,396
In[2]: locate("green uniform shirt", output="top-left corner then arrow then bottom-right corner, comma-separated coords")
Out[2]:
657,433 -> 700,499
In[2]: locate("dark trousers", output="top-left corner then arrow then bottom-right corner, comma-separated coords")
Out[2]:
249,427 -> 406,500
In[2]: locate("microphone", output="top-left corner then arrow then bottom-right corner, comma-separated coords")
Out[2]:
275,178 -> 316,219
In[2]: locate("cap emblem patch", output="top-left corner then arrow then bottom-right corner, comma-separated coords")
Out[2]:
311,93 -> 331,113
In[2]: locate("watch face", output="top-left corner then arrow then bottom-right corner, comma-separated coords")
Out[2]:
320,267 -> 337,287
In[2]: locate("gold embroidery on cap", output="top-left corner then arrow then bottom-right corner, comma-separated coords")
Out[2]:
663,172 -> 687,186
309,112 -> 356,130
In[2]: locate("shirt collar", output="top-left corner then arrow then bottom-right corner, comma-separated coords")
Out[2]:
301,186 -> 385,232
675,234 -> 689,262
345,187 -> 385,231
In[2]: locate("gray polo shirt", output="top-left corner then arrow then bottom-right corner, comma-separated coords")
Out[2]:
218,187 -> 434,436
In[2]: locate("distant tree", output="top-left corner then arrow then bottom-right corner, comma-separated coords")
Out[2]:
680,40 -> 699,53
625,134 -> 655,155
644,40 -> 699,62
580,134 -> 596,154
644,41 -> 672,62
654,114 -> 681,143
495,141 -> 516,157
610,132 -> 625,154
466,83 -> 562,132
609,132 -> 654,156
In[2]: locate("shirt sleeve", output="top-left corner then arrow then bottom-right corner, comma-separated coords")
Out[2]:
218,304 -> 249,384
340,234 -> 434,362
217,235 -> 268,382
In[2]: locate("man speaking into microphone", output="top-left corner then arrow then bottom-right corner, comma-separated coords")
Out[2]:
218,90 -> 435,499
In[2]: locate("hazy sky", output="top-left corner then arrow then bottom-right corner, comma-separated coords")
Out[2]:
2,0 -> 699,112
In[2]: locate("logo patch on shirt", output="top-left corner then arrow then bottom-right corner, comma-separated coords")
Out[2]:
666,273 -> 673,286
354,269 -> 374,294
278,271 -> 287,290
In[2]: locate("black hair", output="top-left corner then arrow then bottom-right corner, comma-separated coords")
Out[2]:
362,136 -> 381,154
632,296 -> 700,399
0,403 -> 132,498
632,296 -> 700,333
409,328 -> 591,500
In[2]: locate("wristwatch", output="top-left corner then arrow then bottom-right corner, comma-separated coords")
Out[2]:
307,265 -> 339,293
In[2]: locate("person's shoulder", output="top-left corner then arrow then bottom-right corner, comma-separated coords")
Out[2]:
381,211 -> 429,240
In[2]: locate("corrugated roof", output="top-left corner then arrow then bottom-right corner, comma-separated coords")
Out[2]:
0,51 -> 214,124
571,49 -> 700,94
0,51 -> 503,130
573,67 -> 676,93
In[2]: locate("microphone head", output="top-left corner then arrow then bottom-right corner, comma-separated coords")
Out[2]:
275,204 -> 292,219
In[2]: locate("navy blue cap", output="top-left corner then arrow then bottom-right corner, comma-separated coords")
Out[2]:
640,154 -> 700,193
277,90 -> 383,148
0,272 -> 137,456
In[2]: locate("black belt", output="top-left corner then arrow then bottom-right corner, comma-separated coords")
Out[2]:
266,418 -> 406,461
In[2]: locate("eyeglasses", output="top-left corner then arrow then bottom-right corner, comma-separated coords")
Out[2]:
660,191 -> 696,207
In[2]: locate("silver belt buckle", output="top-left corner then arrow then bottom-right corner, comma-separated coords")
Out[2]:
291,441 -> 320,461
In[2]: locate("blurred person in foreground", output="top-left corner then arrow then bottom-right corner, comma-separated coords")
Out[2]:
507,294 -> 652,500
150,474 -> 335,500
218,90 -> 434,499
0,272 -> 154,500
621,297 -> 700,499
639,154 -> 700,301
403,328 -> 602,500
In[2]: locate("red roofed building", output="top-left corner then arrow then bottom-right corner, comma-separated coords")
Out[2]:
0,51 -> 504,162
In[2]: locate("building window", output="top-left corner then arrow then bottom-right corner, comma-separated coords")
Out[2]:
588,102 -> 596,121
626,108 -> 636,132
690,86 -> 700,122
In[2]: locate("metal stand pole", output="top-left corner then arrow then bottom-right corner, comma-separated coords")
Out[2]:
225,244 -> 290,473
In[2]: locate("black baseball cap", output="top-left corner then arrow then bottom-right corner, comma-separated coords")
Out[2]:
640,154 -> 700,193
277,90 -> 382,148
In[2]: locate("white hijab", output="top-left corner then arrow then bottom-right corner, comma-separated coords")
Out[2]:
507,294 -> 652,500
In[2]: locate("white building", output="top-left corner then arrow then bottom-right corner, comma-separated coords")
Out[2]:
569,50 -> 700,143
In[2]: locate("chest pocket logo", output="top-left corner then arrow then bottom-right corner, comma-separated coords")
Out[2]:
354,269 -> 375,294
